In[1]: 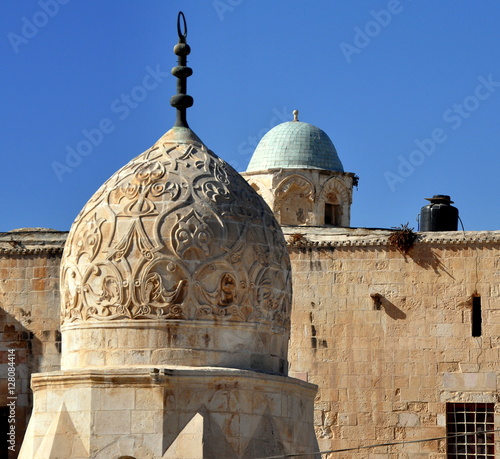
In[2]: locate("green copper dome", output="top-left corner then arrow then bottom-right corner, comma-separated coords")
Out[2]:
246,118 -> 344,172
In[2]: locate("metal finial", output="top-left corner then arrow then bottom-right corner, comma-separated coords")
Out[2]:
177,11 -> 187,42
293,110 -> 299,121
170,11 -> 193,128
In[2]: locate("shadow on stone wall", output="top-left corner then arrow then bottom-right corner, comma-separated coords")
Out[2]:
373,294 -> 407,320
407,245 -> 454,278
0,305 -> 46,459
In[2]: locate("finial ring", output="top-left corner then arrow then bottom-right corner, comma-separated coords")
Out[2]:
177,12 -> 187,41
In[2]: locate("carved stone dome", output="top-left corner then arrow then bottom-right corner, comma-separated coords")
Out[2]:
60,127 -> 291,375
247,119 -> 344,172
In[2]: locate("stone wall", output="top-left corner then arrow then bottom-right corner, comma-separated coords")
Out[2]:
0,229 -> 66,458
2,226 -> 500,457
285,227 -> 500,458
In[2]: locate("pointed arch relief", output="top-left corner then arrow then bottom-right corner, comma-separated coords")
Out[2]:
247,179 -> 273,208
319,178 -> 352,226
274,175 -> 315,225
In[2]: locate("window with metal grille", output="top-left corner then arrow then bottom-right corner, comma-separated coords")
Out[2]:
447,403 -> 495,458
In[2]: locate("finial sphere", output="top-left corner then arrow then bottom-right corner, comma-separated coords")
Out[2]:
174,42 -> 191,56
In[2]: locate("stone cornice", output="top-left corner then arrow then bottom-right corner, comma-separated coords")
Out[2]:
1,227 -> 499,253
241,168 -> 356,177
282,226 -> 500,248
30,367 -> 318,397
0,229 -> 68,256
0,247 -> 65,255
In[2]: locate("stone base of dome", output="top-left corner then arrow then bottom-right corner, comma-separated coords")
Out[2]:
242,168 -> 354,227
19,367 -> 319,459
61,320 -> 288,375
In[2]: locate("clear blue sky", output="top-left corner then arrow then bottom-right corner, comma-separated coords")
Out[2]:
2,1 -> 499,232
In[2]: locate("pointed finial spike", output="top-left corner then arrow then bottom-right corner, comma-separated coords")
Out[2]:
293,110 -> 299,121
170,11 -> 193,128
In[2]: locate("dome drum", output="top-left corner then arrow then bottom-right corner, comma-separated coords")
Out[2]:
61,321 -> 288,374
243,168 -> 355,227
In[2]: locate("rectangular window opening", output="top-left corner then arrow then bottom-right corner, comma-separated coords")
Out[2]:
325,203 -> 333,225
472,296 -> 482,337
325,203 -> 341,226
447,402 -> 495,458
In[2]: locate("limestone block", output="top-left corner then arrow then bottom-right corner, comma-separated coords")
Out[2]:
95,387 -> 135,411
30,406 -> 89,459
163,412 -> 204,458
93,411 -> 132,435
443,372 -> 497,390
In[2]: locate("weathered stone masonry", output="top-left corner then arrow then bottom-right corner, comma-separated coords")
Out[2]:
285,227 -> 500,457
0,229 -> 66,456
2,227 -> 500,457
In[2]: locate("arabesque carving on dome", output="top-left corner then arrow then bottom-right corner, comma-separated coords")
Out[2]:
119,161 -> 167,216
172,210 -> 215,260
195,269 -> 246,321
75,213 -> 105,263
246,266 -> 290,331
61,137 -> 291,330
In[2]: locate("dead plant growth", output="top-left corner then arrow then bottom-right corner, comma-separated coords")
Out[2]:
388,223 -> 419,255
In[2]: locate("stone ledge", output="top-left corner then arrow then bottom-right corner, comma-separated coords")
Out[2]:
0,247 -> 64,255
282,226 -> 500,248
21,366 -> 319,458
30,367 -> 318,397
0,229 -> 68,254
2,227 -> 499,252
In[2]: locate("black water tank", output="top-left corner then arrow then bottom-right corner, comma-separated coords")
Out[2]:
420,195 -> 459,231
